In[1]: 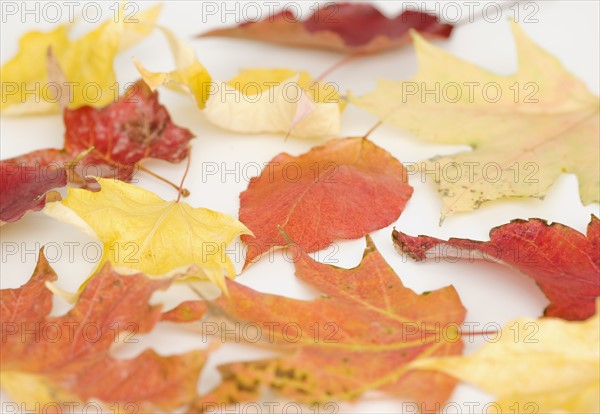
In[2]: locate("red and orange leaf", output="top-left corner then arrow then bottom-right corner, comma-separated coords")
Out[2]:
199,3 -> 454,54
193,237 -> 465,409
0,160 -> 66,225
0,251 -> 206,411
3,80 -> 194,185
239,137 -> 413,267
393,216 -> 600,321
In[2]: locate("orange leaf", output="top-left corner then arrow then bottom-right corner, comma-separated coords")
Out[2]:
240,137 -> 413,267
193,236 -> 465,409
0,251 -> 206,411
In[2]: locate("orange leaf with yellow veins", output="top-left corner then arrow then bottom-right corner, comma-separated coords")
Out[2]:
239,138 -> 413,267
0,251 -> 207,412
193,236 -> 465,410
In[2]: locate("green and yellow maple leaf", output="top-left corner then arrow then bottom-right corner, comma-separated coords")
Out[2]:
351,21 -> 599,219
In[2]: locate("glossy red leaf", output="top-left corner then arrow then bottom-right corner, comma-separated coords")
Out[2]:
199,3 -> 454,54
393,216 -> 600,321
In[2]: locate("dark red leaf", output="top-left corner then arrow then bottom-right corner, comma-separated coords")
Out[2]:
199,3 -> 453,54
63,79 -> 194,182
0,160 -> 66,224
3,80 -> 194,185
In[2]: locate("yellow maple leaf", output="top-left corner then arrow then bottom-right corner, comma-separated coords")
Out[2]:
409,299 -> 600,413
1,4 -> 162,115
351,21 -> 599,219
44,178 -> 251,293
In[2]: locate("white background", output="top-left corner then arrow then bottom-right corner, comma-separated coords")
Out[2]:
1,1 -> 599,413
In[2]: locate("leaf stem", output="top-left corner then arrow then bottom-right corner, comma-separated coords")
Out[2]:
462,330 -> 499,337
176,149 -> 192,202
363,120 -> 383,139
313,52 -> 367,84
138,164 -> 189,197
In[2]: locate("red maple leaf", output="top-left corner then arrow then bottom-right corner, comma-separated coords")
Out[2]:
393,216 -> 600,321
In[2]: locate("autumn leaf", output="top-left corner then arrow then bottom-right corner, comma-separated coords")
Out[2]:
134,26 -> 212,109
161,300 -> 208,323
239,138 -> 413,267
0,250 -> 207,412
198,3 -> 453,54
351,21 -> 600,218
0,4 -> 162,114
44,178 -> 251,292
191,236 -> 465,410
393,216 -> 600,321
135,26 -> 342,138
409,299 -> 600,413
3,80 -> 194,185
204,68 -> 343,138
0,161 -> 66,226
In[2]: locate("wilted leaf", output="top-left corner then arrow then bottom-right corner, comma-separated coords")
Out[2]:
44,178 -> 251,292
409,299 -> 600,413
3,80 -> 194,185
199,3 -> 453,54
193,236 -> 465,410
240,138 -> 413,267
134,26 -> 212,109
204,69 -> 343,138
0,161 -> 66,226
0,251 -> 207,412
393,216 -> 600,321
351,22 -> 600,218
135,24 -> 343,139
0,4 -> 162,114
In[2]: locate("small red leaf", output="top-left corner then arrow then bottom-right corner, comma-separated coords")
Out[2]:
3,80 -> 194,185
63,80 -> 194,182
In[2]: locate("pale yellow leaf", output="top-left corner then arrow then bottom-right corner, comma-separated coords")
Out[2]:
205,69 -> 342,138
351,21 -> 599,219
0,371 -> 81,411
409,300 -> 600,413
